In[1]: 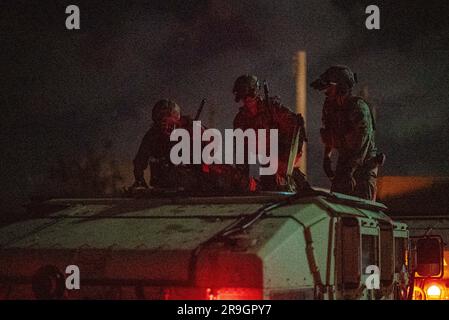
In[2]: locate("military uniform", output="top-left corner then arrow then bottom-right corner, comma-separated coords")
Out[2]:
233,96 -> 308,191
321,96 -> 378,200
132,99 -> 254,193
312,65 -> 381,201
133,115 -> 203,190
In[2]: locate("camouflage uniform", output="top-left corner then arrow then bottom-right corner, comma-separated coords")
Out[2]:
321,96 -> 378,200
232,75 -> 309,192
133,99 -> 254,193
313,66 -> 379,200
133,114 -> 203,190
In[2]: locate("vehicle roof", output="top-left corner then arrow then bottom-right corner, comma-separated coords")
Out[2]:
0,190 -> 392,250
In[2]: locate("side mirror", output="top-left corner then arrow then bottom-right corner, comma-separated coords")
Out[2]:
412,236 -> 444,278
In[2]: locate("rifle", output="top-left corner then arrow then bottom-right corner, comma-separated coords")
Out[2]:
194,99 -> 206,121
263,80 -> 307,191
263,80 -> 274,124
286,113 -> 307,191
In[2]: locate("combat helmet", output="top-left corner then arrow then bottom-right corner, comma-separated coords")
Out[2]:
310,65 -> 357,94
232,75 -> 260,102
151,99 -> 181,123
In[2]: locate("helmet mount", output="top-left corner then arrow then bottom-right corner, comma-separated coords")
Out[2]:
311,65 -> 357,96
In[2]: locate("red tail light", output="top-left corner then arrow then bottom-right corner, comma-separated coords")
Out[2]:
161,287 -> 262,300
208,287 -> 262,300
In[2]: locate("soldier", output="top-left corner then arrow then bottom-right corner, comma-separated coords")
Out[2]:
131,99 -> 203,191
310,65 -> 382,200
232,74 -> 309,192
131,99 -> 254,193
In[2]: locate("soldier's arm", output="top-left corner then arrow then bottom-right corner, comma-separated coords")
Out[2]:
320,99 -> 334,148
345,100 -> 372,166
133,130 -> 153,181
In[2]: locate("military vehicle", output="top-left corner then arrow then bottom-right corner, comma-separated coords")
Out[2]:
0,188 -> 442,300
393,216 -> 449,300
378,176 -> 449,300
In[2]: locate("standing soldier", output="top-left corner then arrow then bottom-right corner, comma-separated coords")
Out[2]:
310,65 -> 383,200
232,74 -> 309,192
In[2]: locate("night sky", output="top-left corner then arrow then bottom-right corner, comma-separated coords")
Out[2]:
1,0 -> 449,217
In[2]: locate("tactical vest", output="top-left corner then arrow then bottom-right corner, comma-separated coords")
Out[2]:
321,96 -> 375,149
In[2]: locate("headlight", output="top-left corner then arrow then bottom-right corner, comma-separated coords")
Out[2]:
426,284 -> 443,299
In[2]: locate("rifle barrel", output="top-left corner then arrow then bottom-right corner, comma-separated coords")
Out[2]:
194,99 -> 206,121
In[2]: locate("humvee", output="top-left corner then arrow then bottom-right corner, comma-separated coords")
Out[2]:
0,189 -> 442,299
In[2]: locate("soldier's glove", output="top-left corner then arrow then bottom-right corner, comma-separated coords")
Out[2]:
364,153 -> 386,169
376,153 -> 386,167
275,173 -> 288,187
323,156 -> 335,180
248,177 -> 258,192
